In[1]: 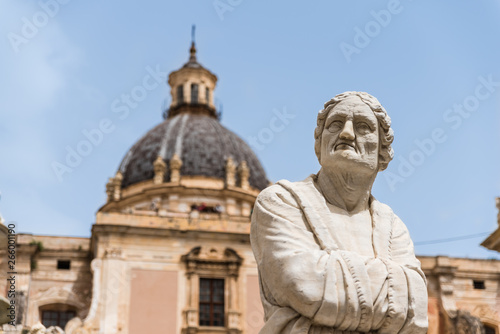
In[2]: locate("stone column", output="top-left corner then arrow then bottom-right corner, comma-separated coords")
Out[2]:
225,198 -> 236,216
237,161 -> 249,190
14,241 -> 36,327
183,262 -> 198,333
241,202 -> 251,217
168,194 -> 179,212
153,156 -> 167,185
98,248 -> 127,334
225,157 -> 236,187
184,82 -> 191,105
112,172 -> 123,201
433,256 -> 458,333
227,274 -> 241,333
170,154 -> 182,184
496,197 -> 500,225
105,178 -> 114,203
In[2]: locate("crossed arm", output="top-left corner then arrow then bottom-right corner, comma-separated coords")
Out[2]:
250,186 -> 428,333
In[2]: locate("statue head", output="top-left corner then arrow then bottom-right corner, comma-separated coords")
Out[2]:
314,91 -> 394,172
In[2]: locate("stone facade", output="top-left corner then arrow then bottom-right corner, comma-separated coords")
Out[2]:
423,256 -> 500,334
0,235 -> 92,332
2,215 -> 500,333
0,174 -> 265,333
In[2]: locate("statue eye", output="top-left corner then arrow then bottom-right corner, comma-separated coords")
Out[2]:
328,120 -> 343,131
356,122 -> 371,133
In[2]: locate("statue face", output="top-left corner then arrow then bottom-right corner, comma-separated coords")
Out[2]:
320,96 -> 379,172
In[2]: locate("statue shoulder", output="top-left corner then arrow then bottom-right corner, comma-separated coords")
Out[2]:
370,198 -> 396,216
256,182 -> 299,210
256,175 -> 316,210
371,198 -> 413,239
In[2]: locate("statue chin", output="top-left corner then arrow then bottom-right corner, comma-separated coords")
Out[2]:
321,154 -> 378,175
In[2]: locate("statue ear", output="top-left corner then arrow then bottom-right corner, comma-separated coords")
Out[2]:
314,137 -> 322,163
376,129 -> 387,171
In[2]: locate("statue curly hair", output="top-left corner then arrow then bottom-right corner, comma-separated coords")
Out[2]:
314,91 -> 394,171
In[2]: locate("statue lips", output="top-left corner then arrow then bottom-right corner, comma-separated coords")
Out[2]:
334,142 -> 356,152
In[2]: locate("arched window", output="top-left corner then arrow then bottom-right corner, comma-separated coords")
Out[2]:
39,304 -> 77,329
177,85 -> 184,104
191,84 -> 199,104
484,324 -> 497,334
205,87 -> 210,105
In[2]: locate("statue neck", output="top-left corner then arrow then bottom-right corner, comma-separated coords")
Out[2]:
316,167 -> 376,213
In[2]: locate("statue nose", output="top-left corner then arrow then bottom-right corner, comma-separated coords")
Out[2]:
339,120 -> 355,140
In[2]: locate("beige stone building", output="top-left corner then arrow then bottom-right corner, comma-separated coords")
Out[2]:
1,42 -> 500,334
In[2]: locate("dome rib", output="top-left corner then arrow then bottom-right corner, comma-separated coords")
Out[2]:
158,113 -> 181,160
119,114 -> 268,190
174,114 -> 189,157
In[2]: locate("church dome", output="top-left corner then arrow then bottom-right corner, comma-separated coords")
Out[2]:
106,34 -> 270,200
118,113 -> 269,190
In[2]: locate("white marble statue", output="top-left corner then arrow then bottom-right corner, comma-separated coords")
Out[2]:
250,91 -> 428,333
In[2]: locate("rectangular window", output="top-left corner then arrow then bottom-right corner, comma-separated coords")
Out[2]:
473,280 -> 485,289
41,310 -> 76,329
199,278 -> 224,327
177,85 -> 184,104
191,84 -> 199,104
57,260 -> 71,270
205,87 -> 210,105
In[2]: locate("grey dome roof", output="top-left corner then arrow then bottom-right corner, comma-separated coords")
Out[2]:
118,114 -> 269,190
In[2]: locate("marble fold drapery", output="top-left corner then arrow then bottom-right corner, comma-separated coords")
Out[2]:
250,176 -> 428,334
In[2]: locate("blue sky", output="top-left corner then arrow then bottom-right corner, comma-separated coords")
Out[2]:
1,0 -> 499,259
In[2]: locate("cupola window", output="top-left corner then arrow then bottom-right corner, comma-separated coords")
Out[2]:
177,85 -> 184,104
205,87 -> 210,105
191,83 -> 199,104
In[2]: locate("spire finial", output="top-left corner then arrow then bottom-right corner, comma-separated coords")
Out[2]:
189,25 -> 197,62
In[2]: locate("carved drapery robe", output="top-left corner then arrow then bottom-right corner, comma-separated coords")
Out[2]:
250,175 -> 428,333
